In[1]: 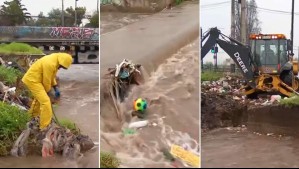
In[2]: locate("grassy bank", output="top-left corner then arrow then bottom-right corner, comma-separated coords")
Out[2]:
201,71 -> 223,81
279,95 -> 299,107
0,65 -> 23,86
0,102 -> 29,156
0,42 -> 43,55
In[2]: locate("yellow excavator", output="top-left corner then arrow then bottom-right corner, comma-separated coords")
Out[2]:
201,27 -> 299,98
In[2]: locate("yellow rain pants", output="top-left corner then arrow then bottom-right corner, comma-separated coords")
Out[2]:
22,53 -> 73,129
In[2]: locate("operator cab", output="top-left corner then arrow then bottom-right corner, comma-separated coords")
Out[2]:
250,34 -> 290,74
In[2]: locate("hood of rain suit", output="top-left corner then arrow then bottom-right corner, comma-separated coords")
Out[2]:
58,53 -> 73,69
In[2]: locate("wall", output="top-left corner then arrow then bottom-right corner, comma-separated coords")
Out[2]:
0,26 -> 99,41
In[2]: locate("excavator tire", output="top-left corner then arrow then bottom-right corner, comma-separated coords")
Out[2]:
280,70 -> 293,87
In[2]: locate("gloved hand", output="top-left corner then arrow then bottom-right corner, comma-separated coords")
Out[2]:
54,86 -> 60,98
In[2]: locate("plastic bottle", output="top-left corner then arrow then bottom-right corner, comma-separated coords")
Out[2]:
128,120 -> 149,128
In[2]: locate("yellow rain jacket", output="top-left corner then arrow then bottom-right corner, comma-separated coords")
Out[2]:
22,53 -> 73,129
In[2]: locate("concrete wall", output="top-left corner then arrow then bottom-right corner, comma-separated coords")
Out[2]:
0,26 -> 99,41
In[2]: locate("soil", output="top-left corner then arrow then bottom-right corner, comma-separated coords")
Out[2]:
201,92 -> 247,131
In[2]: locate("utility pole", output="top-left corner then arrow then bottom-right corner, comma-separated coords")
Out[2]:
201,27 -> 203,69
75,0 -> 78,26
230,0 -> 235,39
240,0 -> 247,44
230,0 -> 236,73
61,0 -> 65,27
97,0 -> 99,14
291,0 -> 295,54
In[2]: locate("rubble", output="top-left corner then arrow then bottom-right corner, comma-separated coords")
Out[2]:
106,59 -> 144,120
201,74 -> 283,131
11,117 -> 95,160
0,57 -> 32,110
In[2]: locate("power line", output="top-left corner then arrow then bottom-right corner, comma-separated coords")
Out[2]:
201,1 -> 299,15
201,1 -> 230,8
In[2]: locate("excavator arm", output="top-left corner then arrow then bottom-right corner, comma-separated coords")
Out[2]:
201,27 -> 257,88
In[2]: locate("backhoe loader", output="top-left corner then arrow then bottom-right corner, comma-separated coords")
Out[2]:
201,27 -> 299,98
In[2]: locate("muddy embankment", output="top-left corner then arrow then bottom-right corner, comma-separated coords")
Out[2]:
201,74 -> 299,136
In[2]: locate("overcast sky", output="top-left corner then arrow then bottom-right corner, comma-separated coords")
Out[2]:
0,0 -> 98,16
201,0 -> 299,64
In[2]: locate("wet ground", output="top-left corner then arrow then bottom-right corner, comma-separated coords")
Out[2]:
202,128 -> 299,168
0,64 -> 99,168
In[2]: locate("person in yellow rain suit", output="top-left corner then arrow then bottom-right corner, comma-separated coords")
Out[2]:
22,52 -> 73,130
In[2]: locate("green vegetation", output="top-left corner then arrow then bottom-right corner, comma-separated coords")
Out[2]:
0,42 -> 43,55
0,0 -> 31,26
201,71 -> 223,81
279,95 -> 299,107
59,118 -> 80,135
175,0 -> 184,5
0,65 -> 22,86
100,151 -> 120,168
0,102 -> 29,156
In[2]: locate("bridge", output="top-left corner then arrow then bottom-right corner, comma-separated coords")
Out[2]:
0,26 -> 99,64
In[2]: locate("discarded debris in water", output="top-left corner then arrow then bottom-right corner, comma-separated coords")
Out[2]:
122,128 -> 136,136
128,120 -> 149,129
105,59 -> 144,121
11,117 -> 95,160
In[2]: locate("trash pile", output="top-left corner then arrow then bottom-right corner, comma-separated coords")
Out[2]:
0,58 -> 32,111
11,117 -> 95,160
105,59 -> 144,120
201,75 -> 284,107
201,74 -> 286,131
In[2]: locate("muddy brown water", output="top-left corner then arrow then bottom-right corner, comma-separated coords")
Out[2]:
0,64 -> 99,168
100,12 -> 151,34
202,128 -> 299,168
202,102 -> 299,168
101,39 -> 199,168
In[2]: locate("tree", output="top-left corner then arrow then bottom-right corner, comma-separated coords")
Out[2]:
34,12 -> 53,26
0,0 -> 31,26
85,11 -> 98,28
35,7 -> 86,27
234,0 -> 261,44
65,6 -> 86,26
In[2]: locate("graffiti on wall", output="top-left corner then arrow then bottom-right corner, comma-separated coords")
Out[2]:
49,27 -> 98,40
0,26 -> 99,41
